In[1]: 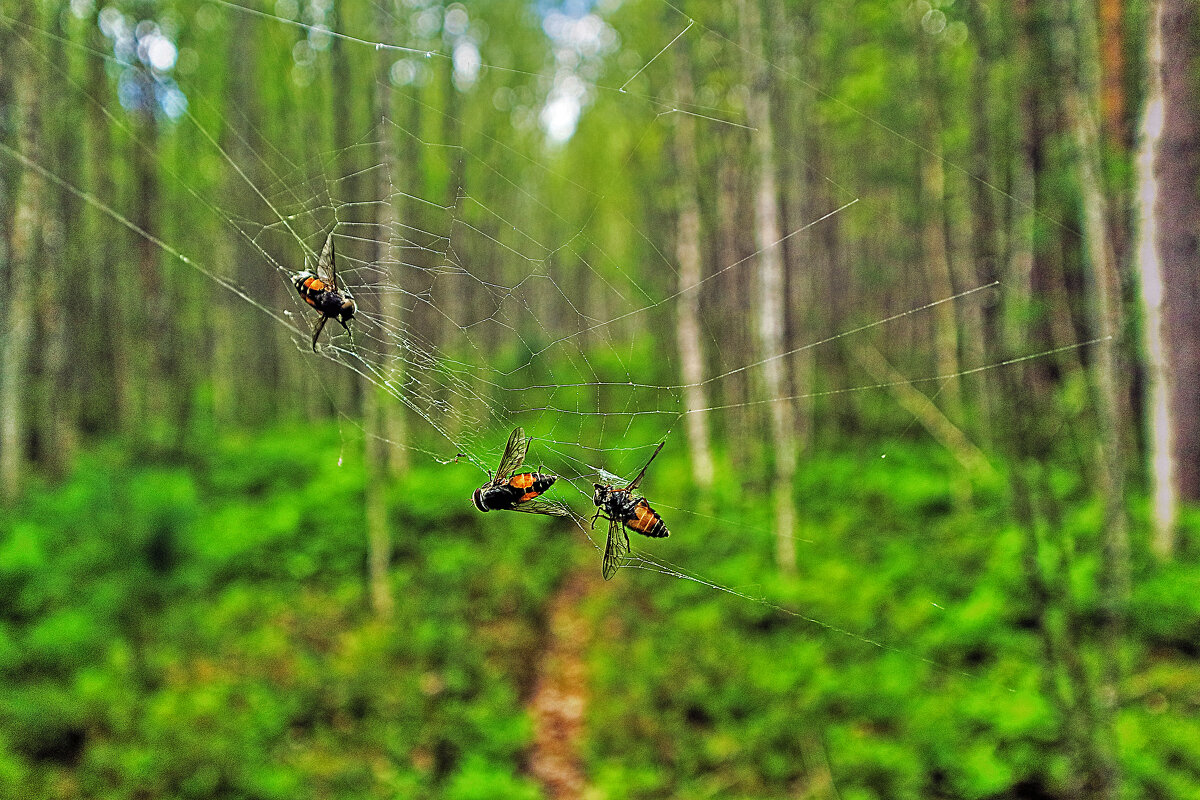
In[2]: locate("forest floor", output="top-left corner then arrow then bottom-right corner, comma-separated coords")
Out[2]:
526,567 -> 596,799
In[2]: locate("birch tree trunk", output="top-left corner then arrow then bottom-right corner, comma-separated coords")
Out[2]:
672,51 -> 714,491
1135,0 -> 1177,557
740,0 -> 796,575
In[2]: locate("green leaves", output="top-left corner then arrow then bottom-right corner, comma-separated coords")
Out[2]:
0,428 -> 568,799
1,428 -> 1198,798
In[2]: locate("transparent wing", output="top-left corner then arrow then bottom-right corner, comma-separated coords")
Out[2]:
626,441 -> 665,491
602,517 -> 628,580
316,231 -> 336,289
493,427 -> 528,482
310,314 -> 328,351
512,498 -> 571,517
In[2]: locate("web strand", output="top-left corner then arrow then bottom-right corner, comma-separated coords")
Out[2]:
0,3 -> 1104,694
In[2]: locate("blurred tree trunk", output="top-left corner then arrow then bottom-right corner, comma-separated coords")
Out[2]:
1098,0 -> 1127,147
917,38 -> 964,426
328,2 -> 392,618
995,22 -> 1096,779
1008,84 -> 1036,338
82,25 -> 123,434
1005,0 -> 1037,317
1000,367 -> 1091,800
1020,1 -> 1086,380
1136,0 -> 1174,556
1098,0 -> 1131,265
212,19 -> 247,428
1053,0 -> 1131,797
437,55 -> 467,434
217,17 -> 268,426
671,51 -> 714,491
0,3 -> 40,503
716,156 -> 751,471
1143,0 -> 1200,557
329,0 -> 363,420
209,224 -> 237,427
132,86 -> 163,429
37,10 -> 77,477
363,378 -> 394,619
740,0 -> 796,575
853,344 -> 992,476
769,0 -> 813,453
360,3 -> 409,621
379,97 -> 410,478
965,0 -> 1002,443
1004,4 -> 1114,794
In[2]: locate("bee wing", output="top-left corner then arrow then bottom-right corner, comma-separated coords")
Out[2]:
512,498 -> 571,517
493,427 -> 528,482
602,517 -> 628,580
316,231 -> 337,289
310,314 -> 329,351
626,441 -> 665,491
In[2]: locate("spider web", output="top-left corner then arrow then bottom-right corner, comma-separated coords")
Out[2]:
3,0 -> 1102,682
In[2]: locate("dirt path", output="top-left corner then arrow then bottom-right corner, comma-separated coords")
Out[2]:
526,569 -> 594,800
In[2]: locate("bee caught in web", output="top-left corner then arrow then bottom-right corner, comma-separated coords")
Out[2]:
592,441 -> 670,580
291,231 -> 356,351
472,427 -> 569,516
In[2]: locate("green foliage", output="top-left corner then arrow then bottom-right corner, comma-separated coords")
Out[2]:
580,446 -> 1200,800
0,0 -> 1181,796
1,431 -> 1198,798
0,428 -> 565,799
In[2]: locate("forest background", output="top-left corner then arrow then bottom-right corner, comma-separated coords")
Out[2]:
1,0 -> 1199,798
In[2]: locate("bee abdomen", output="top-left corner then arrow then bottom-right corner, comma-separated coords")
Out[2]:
510,472 -> 556,503
474,472 -> 558,512
638,515 -> 669,538
626,499 -> 669,538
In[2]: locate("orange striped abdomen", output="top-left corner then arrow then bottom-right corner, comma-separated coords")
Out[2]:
300,276 -> 328,307
508,472 -> 555,503
625,498 -> 668,537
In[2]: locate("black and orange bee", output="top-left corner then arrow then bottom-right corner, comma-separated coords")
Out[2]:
591,441 -> 669,580
472,427 -> 569,516
291,232 -> 356,351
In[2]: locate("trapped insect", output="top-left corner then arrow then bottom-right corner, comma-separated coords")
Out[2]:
292,231 -> 356,351
591,441 -> 670,580
472,427 -> 569,516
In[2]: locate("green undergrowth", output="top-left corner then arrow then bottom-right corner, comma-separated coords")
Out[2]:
0,426 -> 570,799
581,442 -> 1200,800
0,427 -> 1197,799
